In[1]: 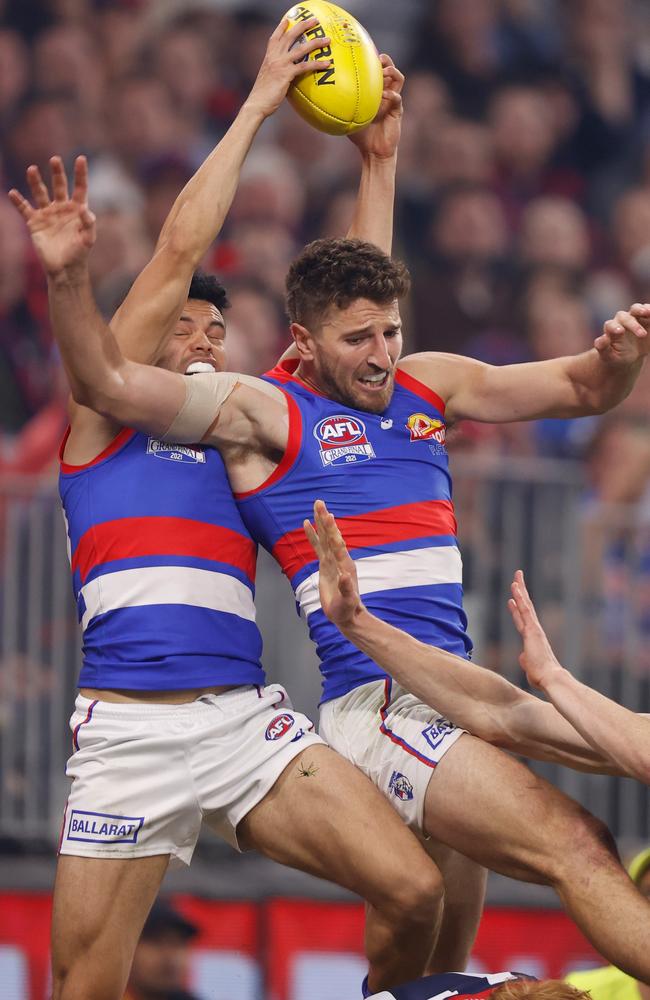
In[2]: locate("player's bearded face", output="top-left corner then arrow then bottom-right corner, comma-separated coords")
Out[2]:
309,298 -> 403,414
156,299 -> 227,375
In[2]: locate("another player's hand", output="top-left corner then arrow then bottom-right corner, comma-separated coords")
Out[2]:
304,499 -> 364,631
508,570 -> 564,691
8,156 -> 96,278
245,17 -> 333,119
349,55 -> 404,160
594,303 -> 650,367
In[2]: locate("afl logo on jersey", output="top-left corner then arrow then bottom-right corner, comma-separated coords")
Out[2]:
313,415 -> 376,467
265,713 -> 295,741
406,413 -> 446,446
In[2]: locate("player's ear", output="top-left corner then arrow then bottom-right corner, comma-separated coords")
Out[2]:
291,322 -> 316,361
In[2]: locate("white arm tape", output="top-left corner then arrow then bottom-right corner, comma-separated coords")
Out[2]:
161,372 -> 238,443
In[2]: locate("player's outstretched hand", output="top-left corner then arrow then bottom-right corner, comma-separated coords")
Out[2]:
304,499 -> 363,631
594,303 -> 650,367
508,570 -> 564,691
245,17 -> 333,119
349,54 -> 404,159
8,155 -> 96,278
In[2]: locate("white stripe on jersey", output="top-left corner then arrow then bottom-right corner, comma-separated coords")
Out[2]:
295,544 -> 463,619
80,566 -> 256,630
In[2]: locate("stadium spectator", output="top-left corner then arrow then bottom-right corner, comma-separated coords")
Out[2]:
123,899 -> 201,1000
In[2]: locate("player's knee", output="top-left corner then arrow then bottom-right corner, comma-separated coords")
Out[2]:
385,860 -> 445,926
548,809 -> 618,883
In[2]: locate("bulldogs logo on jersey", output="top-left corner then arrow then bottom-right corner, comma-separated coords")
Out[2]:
265,713 -> 295,741
389,770 -> 414,801
406,413 -> 446,445
313,415 -> 376,467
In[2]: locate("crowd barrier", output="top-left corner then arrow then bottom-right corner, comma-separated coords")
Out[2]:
0,894 -> 603,1000
0,457 -> 648,853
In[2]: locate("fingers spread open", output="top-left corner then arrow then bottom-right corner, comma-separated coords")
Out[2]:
26,165 -> 50,208
8,189 -> 33,220
72,155 -> 89,205
50,156 -> 69,202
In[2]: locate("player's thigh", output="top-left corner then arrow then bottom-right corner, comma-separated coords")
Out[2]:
238,743 -> 440,910
52,853 -> 169,980
423,733 -> 591,883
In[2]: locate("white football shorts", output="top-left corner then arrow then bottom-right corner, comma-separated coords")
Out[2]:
319,678 -> 465,832
59,684 -> 323,868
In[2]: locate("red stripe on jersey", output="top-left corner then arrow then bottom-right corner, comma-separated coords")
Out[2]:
395,368 -> 446,415
235,393 -> 302,499
273,499 -> 457,580
60,426 -> 137,473
265,358 -> 299,382
71,517 -> 256,584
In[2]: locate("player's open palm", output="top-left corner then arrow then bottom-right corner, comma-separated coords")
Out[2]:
349,55 -> 404,160
8,155 -> 96,277
508,570 -> 563,690
304,500 -> 363,630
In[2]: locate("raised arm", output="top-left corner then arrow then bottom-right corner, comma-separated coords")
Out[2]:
108,17 -> 332,363
345,55 -> 403,255
304,501 -> 620,775
9,162 -> 285,447
509,571 -> 650,784
400,305 -> 650,424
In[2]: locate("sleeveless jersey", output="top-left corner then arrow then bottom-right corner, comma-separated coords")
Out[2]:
368,970 -> 530,1000
236,361 -> 472,703
59,427 -> 265,690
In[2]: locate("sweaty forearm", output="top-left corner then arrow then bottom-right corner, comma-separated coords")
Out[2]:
566,349 -> 644,414
346,153 -> 396,255
342,608 -> 618,773
48,264 -> 126,403
541,668 -> 650,783
156,102 -> 265,261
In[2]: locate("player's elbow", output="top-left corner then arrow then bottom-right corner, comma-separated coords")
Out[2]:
160,221 -> 203,269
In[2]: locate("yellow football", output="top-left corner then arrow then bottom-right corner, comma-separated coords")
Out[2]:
284,2 -> 383,136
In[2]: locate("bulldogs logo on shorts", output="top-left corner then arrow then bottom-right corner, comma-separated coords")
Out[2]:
389,770 -> 414,801
313,415 -> 376,467
265,713 -> 295,741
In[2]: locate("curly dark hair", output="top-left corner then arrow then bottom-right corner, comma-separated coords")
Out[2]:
188,270 -> 230,312
285,238 -> 411,329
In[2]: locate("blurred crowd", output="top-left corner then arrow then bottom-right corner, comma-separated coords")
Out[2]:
1,0 -> 650,460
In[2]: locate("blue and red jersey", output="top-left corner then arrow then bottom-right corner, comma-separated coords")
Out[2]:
236,360 -> 472,703
59,427 -> 265,690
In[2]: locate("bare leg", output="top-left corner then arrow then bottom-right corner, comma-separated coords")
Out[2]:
423,841 -> 487,973
52,854 -> 169,1000
238,744 -> 444,993
424,734 -> 650,983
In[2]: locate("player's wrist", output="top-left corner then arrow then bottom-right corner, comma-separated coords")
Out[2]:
47,261 -> 90,287
537,661 -> 570,695
338,602 -> 371,637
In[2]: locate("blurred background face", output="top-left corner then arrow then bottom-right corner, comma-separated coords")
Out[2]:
432,190 -> 509,261
128,931 -> 191,996
489,87 -> 557,177
520,198 -> 591,271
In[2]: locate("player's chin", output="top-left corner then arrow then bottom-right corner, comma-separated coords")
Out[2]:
352,378 -> 394,413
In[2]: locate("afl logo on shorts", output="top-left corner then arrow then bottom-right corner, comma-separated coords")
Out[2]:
313,415 -> 376,467
265,713 -> 295,741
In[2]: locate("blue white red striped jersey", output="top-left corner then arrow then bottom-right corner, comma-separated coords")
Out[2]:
236,360 -> 472,703
368,970 -> 530,1000
59,427 -> 265,690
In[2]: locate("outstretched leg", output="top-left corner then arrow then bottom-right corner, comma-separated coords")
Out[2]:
51,853 -> 169,1000
423,733 -> 650,983
238,743 -> 445,994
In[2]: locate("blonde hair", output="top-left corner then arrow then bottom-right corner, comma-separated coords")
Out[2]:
492,980 -> 592,1000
